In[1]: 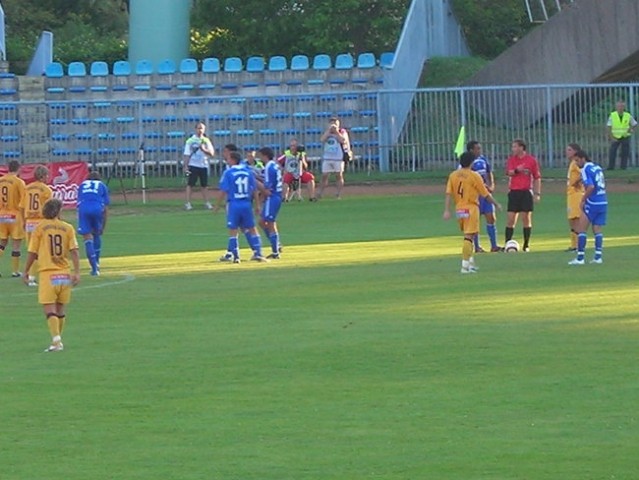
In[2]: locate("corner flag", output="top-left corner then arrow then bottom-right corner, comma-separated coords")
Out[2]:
454,126 -> 465,159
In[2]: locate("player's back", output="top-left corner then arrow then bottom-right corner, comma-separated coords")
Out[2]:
447,169 -> 487,208
23,182 -> 53,219
0,173 -> 26,213
221,165 -> 255,202
582,162 -> 607,205
30,218 -> 78,272
264,161 -> 283,196
78,180 -> 110,207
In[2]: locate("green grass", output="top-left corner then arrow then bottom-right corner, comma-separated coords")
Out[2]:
2,191 -> 638,479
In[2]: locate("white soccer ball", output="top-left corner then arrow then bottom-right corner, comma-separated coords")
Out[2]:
504,239 -> 520,253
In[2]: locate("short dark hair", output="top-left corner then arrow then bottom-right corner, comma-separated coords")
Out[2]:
574,150 -> 590,161
43,198 -> 63,219
88,171 -> 102,180
513,139 -> 527,150
229,151 -> 242,163
459,151 -> 474,168
224,143 -> 239,152
466,140 -> 480,152
7,160 -> 20,172
258,147 -> 274,160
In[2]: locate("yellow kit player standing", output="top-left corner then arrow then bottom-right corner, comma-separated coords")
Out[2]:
443,152 -> 502,274
0,160 -> 26,277
22,198 -> 80,353
565,143 -> 585,252
20,165 -> 53,286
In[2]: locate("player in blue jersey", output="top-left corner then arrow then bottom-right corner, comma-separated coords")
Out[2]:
569,150 -> 607,265
467,141 -> 502,252
257,147 -> 283,259
77,171 -> 110,275
214,151 -> 267,263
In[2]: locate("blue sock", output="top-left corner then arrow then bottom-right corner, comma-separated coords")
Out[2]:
577,233 -> 587,261
486,224 -> 497,249
228,236 -> 239,260
473,233 -> 480,250
93,235 -> 102,264
269,232 -> 279,254
84,239 -> 98,272
594,233 -> 603,259
243,230 -> 252,248
249,234 -> 263,257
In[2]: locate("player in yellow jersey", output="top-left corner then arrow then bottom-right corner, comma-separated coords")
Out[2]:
0,160 -> 26,278
20,165 -> 53,286
444,152 -> 502,274
565,143 -> 584,252
22,198 -> 80,353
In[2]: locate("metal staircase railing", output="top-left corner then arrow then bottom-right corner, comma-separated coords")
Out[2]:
524,0 -> 575,23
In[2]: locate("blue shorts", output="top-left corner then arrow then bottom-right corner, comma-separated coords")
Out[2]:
261,195 -> 282,223
584,203 -> 607,226
478,196 -> 495,215
226,201 -> 255,230
77,205 -> 104,235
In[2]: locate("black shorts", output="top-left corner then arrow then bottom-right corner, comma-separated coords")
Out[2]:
507,190 -> 534,212
187,166 -> 208,187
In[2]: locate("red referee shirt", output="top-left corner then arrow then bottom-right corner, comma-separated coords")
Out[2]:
506,154 -> 541,191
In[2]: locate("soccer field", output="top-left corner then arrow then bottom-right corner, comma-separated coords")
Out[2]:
2,190 -> 638,479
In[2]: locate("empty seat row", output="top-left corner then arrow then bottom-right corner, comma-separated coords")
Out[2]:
44,52 -> 394,78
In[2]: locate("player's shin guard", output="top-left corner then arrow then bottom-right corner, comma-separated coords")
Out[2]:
228,236 -> 239,260
84,240 -> 98,273
505,227 -> 514,243
269,232 -> 279,254
594,233 -> 603,260
486,224 -> 497,249
523,227 -> 531,249
46,313 -> 61,339
577,233 -> 587,261
11,250 -> 20,273
93,235 -> 102,264
249,234 -> 263,257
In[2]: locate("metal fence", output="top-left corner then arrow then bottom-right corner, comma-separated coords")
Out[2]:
1,83 -> 639,176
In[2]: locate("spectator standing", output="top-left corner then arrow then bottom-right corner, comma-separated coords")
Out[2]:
607,100 -> 637,170
183,122 -> 215,210
318,117 -> 350,199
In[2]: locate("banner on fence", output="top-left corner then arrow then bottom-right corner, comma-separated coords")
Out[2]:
0,161 -> 89,208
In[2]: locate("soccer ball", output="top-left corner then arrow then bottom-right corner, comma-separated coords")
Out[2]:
504,239 -> 520,253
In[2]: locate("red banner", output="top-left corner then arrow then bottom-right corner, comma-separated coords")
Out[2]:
0,161 -> 89,208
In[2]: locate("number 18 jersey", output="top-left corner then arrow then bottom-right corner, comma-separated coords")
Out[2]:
28,218 -> 79,273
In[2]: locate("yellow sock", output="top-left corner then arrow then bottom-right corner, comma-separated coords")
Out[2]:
58,316 -> 66,334
11,252 -> 20,273
47,315 -> 61,339
570,231 -> 577,249
462,238 -> 473,261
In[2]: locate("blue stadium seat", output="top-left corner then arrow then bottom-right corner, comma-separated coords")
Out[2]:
272,112 -> 290,120
213,130 -> 232,138
316,111 -> 333,118
157,59 -> 176,75
305,127 -> 322,135
75,133 -> 93,141
144,131 -> 162,139
351,126 -> 370,133
227,114 -> 245,122
337,110 -> 355,118
291,55 -> 309,71
98,133 -> 117,140
335,53 -> 354,70
122,132 -> 139,140
312,54 -> 332,70
202,57 -> 221,73
359,109 -> 377,117
208,114 -> 224,122
135,59 -> 154,75
167,131 -> 186,139
113,61 -> 132,76
237,129 -> 255,136
72,118 -> 90,125
0,118 -> 17,126
246,56 -> 265,72
51,133 -> 70,141
49,118 -> 67,126
249,113 -> 268,121
183,114 -> 200,123
179,58 -> 198,74
94,117 -> 113,125
224,57 -> 243,72
52,149 -> 71,157
45,63 -> 64,78
268,56 -> 287,71
116,116 -> 135,124
380,51 -> 394,68
259,128 -> 278,136
357,53 -> 377,69
74,148 -> 93,157
160,145 -> 179,153
90,61 -> 109,76
281,128 -> 300,136
117,147 -> 137,155
68,62 -> 87,77
0,134 -> 18,142
2,151 -> 20,158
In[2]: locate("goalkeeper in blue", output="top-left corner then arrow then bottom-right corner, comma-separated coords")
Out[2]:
77,171 -> 110,275
569,150 -> 607,265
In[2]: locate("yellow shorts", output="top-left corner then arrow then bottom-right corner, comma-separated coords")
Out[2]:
0,214 -> 24,240
456,207 -> 480,235
567,193 -> 582,220
38,271 -> 73,305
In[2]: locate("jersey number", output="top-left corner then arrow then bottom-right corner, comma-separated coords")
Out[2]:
235,176 -> 249,195
457,182 -> 464,198
48,234 -> 63,257
0,185 -> 8,203
29,193 -> 40,211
